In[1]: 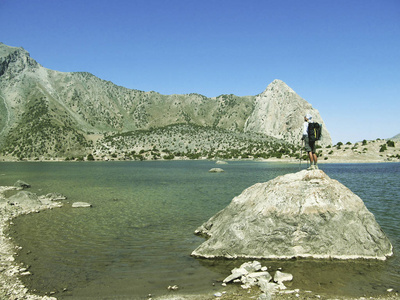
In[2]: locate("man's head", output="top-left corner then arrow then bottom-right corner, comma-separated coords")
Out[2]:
305,114 -> 312,121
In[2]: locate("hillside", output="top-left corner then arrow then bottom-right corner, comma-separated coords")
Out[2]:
0,42 -> 332,161
390,133 -> 400,142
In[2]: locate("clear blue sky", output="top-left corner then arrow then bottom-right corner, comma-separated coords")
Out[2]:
1,0 -> 399,144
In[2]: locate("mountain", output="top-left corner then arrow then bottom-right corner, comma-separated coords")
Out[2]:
389,133 -> 400,141
0,43 -> 332,160
244,79 -> 330,146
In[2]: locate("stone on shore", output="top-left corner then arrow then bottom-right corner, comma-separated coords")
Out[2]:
274,270 -> 293,284
14,180 -> 31,188
7,191 -> 42,209
192,170 -> 393,260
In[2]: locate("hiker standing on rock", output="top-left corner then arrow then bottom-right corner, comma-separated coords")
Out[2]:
302,114 -> 318,170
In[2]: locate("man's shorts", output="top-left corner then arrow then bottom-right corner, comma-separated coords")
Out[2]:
304,137 -> 316,153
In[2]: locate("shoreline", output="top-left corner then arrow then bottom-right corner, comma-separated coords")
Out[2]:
0,185 -> 62,300
0,156 -> 399,164
0,177 -> 398,300
1,138 -> 399,165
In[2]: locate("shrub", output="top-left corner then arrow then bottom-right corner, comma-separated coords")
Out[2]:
380,144 -> 387,152
362,139 -> 367,145
163,154 -> 175,160
387,140 -> 395,147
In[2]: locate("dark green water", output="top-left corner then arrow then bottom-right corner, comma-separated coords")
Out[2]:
1,161 -> 399,299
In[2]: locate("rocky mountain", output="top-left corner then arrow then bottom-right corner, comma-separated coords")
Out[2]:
390,133 -> 400,141
244,80 -> 331,146
0,43 -> 332,160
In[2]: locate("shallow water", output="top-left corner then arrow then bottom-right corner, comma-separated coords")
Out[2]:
2,161 -> 399,299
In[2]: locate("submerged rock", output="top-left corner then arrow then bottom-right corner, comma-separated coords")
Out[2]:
192,170 -> 393,260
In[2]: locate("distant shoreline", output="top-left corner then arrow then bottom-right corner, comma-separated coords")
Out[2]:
1,138 -> 398,164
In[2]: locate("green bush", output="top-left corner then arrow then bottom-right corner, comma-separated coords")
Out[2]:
380,144 -> 387,152
163,154 -> 175,160
387,140 -> 395,147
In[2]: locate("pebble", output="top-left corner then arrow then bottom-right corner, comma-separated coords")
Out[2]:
167,285 -> 179,290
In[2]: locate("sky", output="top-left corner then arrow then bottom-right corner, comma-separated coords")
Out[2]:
1,0 -> 399,144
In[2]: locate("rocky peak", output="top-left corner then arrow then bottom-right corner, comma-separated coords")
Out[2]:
244,80 -> 332,146
0,43 -> 40,79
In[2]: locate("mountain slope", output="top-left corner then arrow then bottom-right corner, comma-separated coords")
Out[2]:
0,42 -> 332,160
389,133 -> 400,141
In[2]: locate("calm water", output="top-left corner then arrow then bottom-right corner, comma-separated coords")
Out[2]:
1,161 -> 399,299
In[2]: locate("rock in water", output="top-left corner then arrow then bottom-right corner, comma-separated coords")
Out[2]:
209,168 -> 224,173
192,170 -> 393,260
72,202 -> 92,208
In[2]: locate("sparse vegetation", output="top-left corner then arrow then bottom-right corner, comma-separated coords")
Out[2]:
93,124 -> 299,161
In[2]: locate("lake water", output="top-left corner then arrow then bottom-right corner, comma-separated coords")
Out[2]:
2,161 -> 399,299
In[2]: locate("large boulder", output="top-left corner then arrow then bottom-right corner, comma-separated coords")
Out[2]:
192,170 -> 393,260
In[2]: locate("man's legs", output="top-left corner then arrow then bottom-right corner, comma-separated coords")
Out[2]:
307,151 -> 314,170
312,152 -> 318,169
308,151 -> 314,163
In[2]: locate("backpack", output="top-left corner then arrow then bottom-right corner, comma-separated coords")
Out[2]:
308,122 -> 322,142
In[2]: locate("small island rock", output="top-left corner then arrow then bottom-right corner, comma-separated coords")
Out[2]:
192,170 -> 393,260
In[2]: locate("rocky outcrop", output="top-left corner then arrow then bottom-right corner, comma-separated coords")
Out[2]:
192,170 -> 393,260
244,80 -> 332,146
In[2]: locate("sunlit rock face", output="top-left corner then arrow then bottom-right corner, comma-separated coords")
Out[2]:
244,79 -> 331,146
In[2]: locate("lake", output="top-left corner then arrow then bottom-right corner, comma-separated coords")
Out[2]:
1,161 -> 399,299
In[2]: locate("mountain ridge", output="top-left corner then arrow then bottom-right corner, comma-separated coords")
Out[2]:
0,43 -> 332,160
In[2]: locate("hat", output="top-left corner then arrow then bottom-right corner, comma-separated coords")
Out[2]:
305,114 -> 312,120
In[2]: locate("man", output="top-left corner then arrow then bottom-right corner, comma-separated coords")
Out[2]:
302,114 -> 318,170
